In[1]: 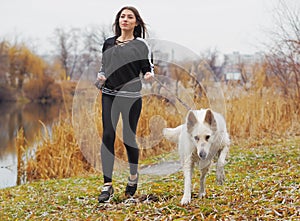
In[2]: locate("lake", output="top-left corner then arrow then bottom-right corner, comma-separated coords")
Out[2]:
0,102 -> 61,189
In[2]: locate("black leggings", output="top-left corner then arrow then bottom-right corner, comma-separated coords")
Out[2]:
101,93 -> 142,183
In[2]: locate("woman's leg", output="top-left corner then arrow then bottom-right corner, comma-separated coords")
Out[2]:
101,94 -> 120,183
120,97 -> 142,176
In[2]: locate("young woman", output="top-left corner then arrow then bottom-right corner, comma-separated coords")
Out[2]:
96,6 -> 154,203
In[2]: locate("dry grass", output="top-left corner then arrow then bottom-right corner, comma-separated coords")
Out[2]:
18,120 -> 95,182
15,65 -> 300,182
226,88 -> 299,139
225,68 -> 299,141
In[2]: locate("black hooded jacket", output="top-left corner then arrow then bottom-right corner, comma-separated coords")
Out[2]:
99,36 -> 154,92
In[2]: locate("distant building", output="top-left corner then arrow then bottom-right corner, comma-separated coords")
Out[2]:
224,51 -> 264,81
225,72 -> 242,81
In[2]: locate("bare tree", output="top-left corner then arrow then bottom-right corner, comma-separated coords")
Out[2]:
51,24 -> 112,80
76,24 -> 113,80
235,61 -> 249,85
0,41 -> 9,84
199,48 -> 227,81
265,0 -> 300,101
52,27 -> 81,80
86,24 -> 112,58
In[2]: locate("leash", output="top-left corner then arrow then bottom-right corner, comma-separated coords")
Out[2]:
151,75 -> 192,111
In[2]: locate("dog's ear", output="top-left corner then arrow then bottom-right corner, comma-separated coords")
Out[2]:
187,110 -> 197,133
204,109 -> 217,131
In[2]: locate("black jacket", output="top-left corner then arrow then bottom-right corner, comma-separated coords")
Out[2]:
99,36 -> 154,92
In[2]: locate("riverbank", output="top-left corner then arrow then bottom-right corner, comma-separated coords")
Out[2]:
1,137 -> 299,220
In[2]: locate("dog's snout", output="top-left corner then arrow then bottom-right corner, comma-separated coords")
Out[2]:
199,150 -> 207,159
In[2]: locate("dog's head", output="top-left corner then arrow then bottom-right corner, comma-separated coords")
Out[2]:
187,109 -> 217,160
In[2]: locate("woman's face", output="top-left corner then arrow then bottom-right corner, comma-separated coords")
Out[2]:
119,9 -> 137,33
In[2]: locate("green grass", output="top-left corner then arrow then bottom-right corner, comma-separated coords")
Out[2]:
1,138 -> 299,220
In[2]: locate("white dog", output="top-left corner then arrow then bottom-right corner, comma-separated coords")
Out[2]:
163,109 -> 230,205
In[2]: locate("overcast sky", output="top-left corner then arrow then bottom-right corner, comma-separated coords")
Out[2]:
1,0 -> 299,55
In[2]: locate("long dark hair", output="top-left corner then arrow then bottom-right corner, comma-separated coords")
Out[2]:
113,6 -> 147,38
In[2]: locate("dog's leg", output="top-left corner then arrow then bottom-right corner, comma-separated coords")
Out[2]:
216,145 -> 229,185
181,159 -> 193,205
199,165 -> 210,198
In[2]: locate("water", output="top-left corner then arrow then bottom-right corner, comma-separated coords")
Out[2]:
0,102 -> 61,189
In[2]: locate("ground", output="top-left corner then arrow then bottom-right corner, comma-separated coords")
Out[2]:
0,138 -> 299,220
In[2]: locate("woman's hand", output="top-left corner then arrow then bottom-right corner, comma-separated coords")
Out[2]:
97,74 -> 107,82
144,72 -> 153,81
95,73 -> 106,89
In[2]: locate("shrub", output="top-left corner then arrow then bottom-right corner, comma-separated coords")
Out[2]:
0,85 -> 17,102
23,75 -> 62,102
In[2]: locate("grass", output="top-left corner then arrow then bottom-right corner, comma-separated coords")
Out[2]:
3,65 -> 300,220
1,137 -> 299,220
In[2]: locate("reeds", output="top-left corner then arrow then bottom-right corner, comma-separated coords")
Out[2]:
16,128 -> 26,185
23,119 -> 95,181
225,67 -> 299,141
15,64 -> 300,182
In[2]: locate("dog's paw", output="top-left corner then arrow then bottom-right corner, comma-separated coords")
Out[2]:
216,179 -> 224,185
216,173 -> 225,185
180,196 -> 191,205
199,192 -> 206,198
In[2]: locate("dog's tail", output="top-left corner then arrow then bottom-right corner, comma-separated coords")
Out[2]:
162,125 -> 183,143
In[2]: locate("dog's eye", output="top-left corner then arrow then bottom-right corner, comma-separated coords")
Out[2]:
205,135 -> 210,141
194,136 -> 200,142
